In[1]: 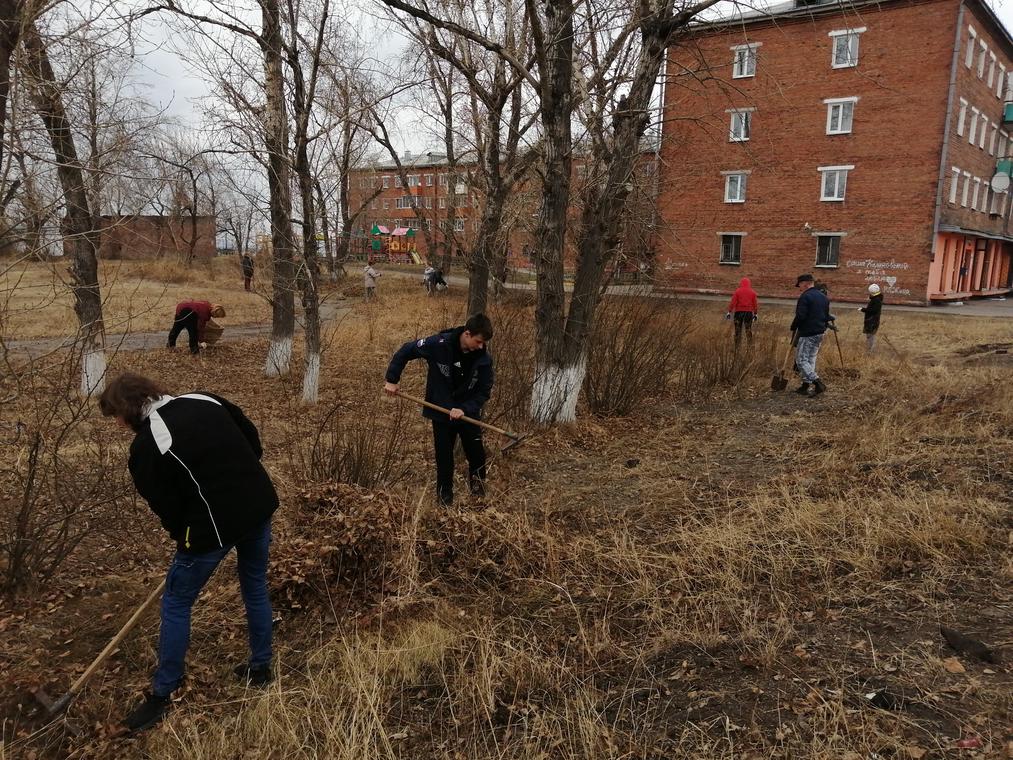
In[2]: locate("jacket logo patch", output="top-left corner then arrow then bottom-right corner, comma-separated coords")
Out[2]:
417,339 -> 425,347
437,363 -> 451,378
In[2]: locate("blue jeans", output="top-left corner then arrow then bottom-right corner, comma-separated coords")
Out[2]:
152,520 -> 273,697
795,334 -> 824,383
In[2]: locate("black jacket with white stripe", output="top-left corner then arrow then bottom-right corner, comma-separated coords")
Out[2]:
127,392 -> 279,554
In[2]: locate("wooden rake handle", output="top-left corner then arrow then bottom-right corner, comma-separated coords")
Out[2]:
68,578 -> 165,696
393,391 -> 519,440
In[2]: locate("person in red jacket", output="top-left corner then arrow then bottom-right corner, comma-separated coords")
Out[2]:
167,300 -> 225,355
725,277 -> 759,346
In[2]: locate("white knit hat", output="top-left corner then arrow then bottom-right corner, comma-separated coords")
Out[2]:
868,283 -> 881,295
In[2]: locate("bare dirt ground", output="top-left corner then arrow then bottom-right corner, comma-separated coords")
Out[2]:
0,281 -> 1010,760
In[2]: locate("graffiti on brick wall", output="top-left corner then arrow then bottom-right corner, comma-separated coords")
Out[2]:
845,259 -> 911,296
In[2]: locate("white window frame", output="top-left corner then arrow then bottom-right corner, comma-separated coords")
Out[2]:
824,96 -> 857,135
1000,131 -> 1008,158
965,26 -> 977,68
439,197 -> 446,208
829,27 -> 864,69
977,40 -> 987,78
425,173 -> 433,186
979,118 -> 988,150
990,122 -> 999,156
382,175 -> 391,188
394,175 -> 402,187
971,176 -> 981,210
988,52 -> 997,87
722,170 -> 749,203
439,174 -> 448,187
961,171 -> 971,207
818,164 -> 853,201
969,107 -> 979,145
949,166 -> 960,204
989,186 -> 1000,215
717,232 -> 745,265
728,108 -> 753,141
814,234 -> 842,268
957,98 -> 968,136
1000,64 -> 1008,98
1001,191 -> 1008,218
382,198 -> 389,209
731,43 -> 760,78
453,218 -> 465,232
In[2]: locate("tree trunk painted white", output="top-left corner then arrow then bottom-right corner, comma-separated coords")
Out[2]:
264,336 -> 292,377
301,351 -> 320,404
80,344 -> 106,397
531,355 -> 587,424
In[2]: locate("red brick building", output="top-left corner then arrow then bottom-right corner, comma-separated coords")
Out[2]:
97,215 -> 217,260
658,0 -> 1013,304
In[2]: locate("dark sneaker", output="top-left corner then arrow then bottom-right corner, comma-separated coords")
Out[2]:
122,693 -> 170,733
437,490 -> 454,507
469,477 -> 485,497
813,379 -> 826,395
794,383 -> 811,395
234,663 -> 273,687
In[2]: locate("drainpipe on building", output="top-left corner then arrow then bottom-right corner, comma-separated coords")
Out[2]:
930,2 -> 966,301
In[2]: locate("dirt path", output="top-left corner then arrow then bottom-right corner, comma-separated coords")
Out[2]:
4,296 -> 351,361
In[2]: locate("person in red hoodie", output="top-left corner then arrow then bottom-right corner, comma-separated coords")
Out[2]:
725,277 -> 759,346
167,300 -> 225,355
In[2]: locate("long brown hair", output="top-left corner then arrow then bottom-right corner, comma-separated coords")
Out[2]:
98,372 -> 170,430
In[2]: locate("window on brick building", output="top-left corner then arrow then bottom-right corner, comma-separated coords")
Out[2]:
965,26 -> 977,68
971,177 -> 981,210
729,109 -> 751,141
969,107 -> 979,145
825,97 -> 856,134
949,167 -> 960,204
829,28 -> 863,68
394,175 -> 402,187
454,218 -> 465,232
988,52 -> 997,87
383,198 -> 389,209
439,174 -> 448,187
426,197 -> 433,209
382,175 -> 391,188
999,64 -> 1007,98
815,235 -> 841,267
979,120 -> 988,150
371,199 -> 378,209
439,197 -> 446,208
425,174 -> 433,186
719,234 -> 742,264
425,219 -> 432,230
961,171 -> 971,206
977,40 -> 987,78
723,172 -> 747,202
957,98 -> 968,136
990,122 -> 999,156
819,165 -> 852,201
731,43 -> 759,78
1000,131 -> 1008,158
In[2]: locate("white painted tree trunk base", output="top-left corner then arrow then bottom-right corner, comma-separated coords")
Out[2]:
264,336 -> 292,377
301,352 -> 320,404
80,347 -> 106,398
531,357 -> 587,424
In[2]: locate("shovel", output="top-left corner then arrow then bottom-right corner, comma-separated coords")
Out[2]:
831,327 -> 845,369
771,333 -> 796,391
393,391 -> 529,453
32,578 -> 165,720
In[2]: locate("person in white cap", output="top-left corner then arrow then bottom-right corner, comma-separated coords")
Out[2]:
859,283 -> 883,353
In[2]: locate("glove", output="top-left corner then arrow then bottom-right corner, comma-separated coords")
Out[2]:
724,312 -> 731,320
752,314 -> 758,323
827,324 -> 838,332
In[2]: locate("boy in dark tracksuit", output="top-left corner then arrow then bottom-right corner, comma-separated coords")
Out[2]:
384,313 -> 494,505
789,274 -> 835,396
859,283 -> 883,353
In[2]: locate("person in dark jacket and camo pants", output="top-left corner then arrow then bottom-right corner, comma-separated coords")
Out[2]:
99,372 -> 279,733
384,313 -> 494,506
790,273 -> 836,396
859,283 -> 883,354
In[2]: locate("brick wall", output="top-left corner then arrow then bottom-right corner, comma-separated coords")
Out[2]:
97,216 -> 217,260
657,0 -> 960,304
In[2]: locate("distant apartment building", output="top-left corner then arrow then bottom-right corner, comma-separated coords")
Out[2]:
97,215 -> 217,260
346,148 -> 660,272
658,0 -> 1013,304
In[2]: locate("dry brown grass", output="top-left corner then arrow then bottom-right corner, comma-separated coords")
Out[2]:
0,258 -> 271,339
1,286 -> 1010,759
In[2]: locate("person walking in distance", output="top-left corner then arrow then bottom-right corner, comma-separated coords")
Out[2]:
725,276 -> 759,347
859,283 -> 883,354
364,263 -> 381,301
383,314 -> 494,506
98,372 -> 279,733
241,253 -> 255,292
789,274 -> 835,396
167,300 -> 225,355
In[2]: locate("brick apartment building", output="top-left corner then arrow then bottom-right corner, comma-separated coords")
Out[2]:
347,150 -> 659,272
658,0 -> 1013,304
97,215 -> 217,260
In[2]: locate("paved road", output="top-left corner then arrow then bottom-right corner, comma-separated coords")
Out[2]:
385,268 -> 1013,318
5,296 -> 351,361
